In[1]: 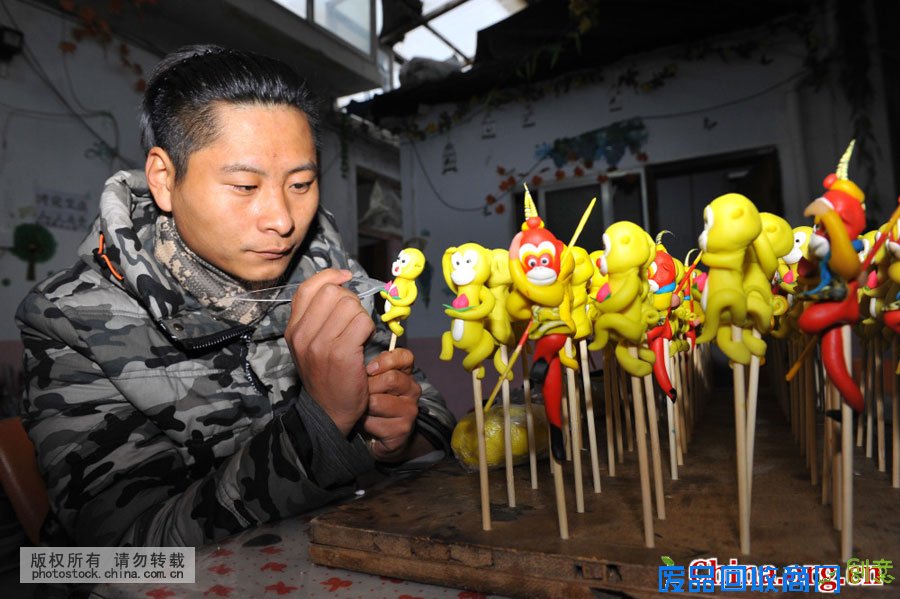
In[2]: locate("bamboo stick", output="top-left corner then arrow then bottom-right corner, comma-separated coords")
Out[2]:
499,346 -> 515,508
664,339 -> 678,480
628,346 -> 655,547
550,448 -> 569,540
621,365 -> 634,453
840,324 -> 853,562
892,339 -> 899,489
866,341 -> 874,459
565,339 -> 585,513
746,329 -> 762,499
521,355 -> 538,490
643,373 -> 666,520
603,348 -> 616,477
731,326 -> 750,555
579,339 -> 602,493
471,371 -> 491,531
875,337 -> 886,472
805,344 -> 818,486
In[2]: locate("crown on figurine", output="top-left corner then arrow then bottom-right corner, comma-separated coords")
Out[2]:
823,139 -> 864,203
522,184 -> 546,232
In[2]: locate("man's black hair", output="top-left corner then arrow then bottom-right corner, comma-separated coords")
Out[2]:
140,44 -> 320,180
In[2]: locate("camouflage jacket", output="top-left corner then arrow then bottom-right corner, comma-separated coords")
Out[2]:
16,170 -> 454,547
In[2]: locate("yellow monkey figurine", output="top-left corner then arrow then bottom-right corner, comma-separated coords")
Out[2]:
740,212 -> 791,357
486,248 -> 516,380
380,248 -> 426,337
440,243 -> 496,379
696,193 -> 763,365
591,221 -> 658,377
569,246 -> 595,342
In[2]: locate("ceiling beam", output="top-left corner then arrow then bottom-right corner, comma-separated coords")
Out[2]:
380,0 -> 472,44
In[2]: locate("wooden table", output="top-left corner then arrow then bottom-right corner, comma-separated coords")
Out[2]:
310,391 -> 900,598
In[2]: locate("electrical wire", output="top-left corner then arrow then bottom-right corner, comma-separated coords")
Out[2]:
411,140 -> 482,212
640,70 -> 805,121
0,0 -> 137,168
57,16 -> 122,160
411,139 -> 542,212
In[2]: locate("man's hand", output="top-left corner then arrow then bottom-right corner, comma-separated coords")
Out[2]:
363,348 -> 422,461
285,269 -> 374,436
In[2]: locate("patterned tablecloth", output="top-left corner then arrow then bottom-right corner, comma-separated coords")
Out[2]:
88,454 -> 507,599
89,515 -> 494,599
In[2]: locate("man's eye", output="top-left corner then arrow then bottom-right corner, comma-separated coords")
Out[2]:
231,185 -> 257,193
291,181 -> 314,193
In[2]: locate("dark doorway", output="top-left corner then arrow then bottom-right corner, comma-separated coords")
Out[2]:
646,147 -> 783,265
356,167 -> 402,283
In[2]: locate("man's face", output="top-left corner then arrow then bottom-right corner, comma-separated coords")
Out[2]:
165,103 -> 319,286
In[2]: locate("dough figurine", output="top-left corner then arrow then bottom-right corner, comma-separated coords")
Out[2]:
591,221 -> 658,377
507,191 -> 576,459
440,243 -> 496,379
486,248 -> 516,379
646,233 -> 680,400
380,247 -> 426,338
777,226 -> 814,296
797,141 -> 866,411
696,193 -> 764,365
569,246 -> 595,342
740,212 -> 792,357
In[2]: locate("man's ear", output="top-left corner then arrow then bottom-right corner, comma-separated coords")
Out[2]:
145,147 -> 176,213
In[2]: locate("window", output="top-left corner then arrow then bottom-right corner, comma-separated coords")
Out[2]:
271,0 -> 306,19
315,0 -> 372,54
516,170 -> 648,254
646,147 -> 782,265
272,0 -> 374,55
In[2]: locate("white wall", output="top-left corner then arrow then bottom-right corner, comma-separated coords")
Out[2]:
0,1 -> 398,351
0,0 -> 155,346
318,119 -> 400,258
400,22 -> 896,341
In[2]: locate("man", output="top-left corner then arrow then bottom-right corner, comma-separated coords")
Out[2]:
15,45 -> 454,548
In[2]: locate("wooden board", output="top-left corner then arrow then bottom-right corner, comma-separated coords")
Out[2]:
309,392 -> 899,598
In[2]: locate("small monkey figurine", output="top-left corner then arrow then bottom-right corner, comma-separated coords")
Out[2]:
380,248 -> 426,338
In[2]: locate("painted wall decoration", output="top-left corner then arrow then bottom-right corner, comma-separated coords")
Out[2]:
34,187 -> 91,232
10,223 -> 56,281
535,117 -> 648,169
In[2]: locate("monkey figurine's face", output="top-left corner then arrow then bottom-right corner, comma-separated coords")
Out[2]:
392,248 -> 425,279
857,230 -> 887,267
698,193 -> 761,254
760,213 -> 794,258
783,226 -> 813,266
508,217 -> 573,307
443,243 -> 492,289
601,221 -> 653,275
648,248 -> 677,293
888,219 -> 900,263
513,227 -> 564,287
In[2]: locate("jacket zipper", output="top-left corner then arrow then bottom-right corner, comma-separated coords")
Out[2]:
173,324 -> 253,352
241,333 -> 268,396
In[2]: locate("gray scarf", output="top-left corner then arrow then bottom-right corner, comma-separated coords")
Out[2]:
153,214 -> 269,325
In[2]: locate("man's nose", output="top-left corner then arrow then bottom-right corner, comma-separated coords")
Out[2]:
258,188 -> 294,236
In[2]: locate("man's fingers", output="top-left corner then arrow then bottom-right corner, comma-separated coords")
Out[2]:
291,283 -> 363,345
366,348 -> 415,376
362,410 -> 415,439
367,369 -> 421,397
366,392 -> 419,419
288,268 -> 352,325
